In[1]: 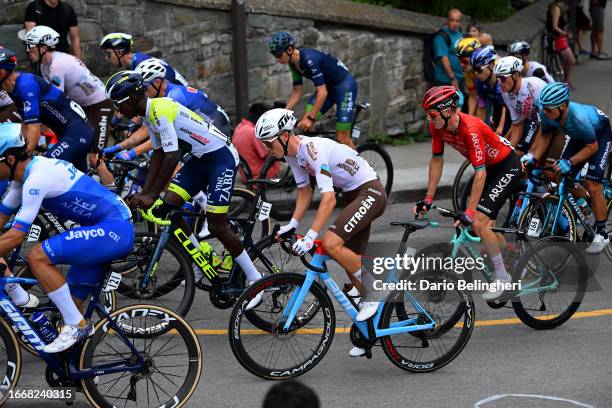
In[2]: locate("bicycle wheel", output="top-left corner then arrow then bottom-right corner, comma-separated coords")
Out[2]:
380,270 -> 475,373
0,317 -> 21,406
237,155 -> 253,188
111,233 -> 196,317
511,236 -> 587,329
356,142 -> 394,196
260,157 -> 297,221
605,198 -> 612,262
229,273 -> 335,380
452,159 -> 473,211
517,195 -> 577,241
80,304 -> 202,408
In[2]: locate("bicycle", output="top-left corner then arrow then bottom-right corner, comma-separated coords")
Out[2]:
257,102 -> 394,221
417,205 -> 589,329
228,221 -> 475,379
541,32 -> 565,82
0,262 -> 202,407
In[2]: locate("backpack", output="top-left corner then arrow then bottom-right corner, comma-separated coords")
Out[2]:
423,29 -> 451,82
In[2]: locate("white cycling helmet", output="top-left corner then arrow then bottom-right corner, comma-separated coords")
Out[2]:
135,58 -> 167,84
255,108 -> 297,141
493,56 -> 523,76
18,26 -> 60,48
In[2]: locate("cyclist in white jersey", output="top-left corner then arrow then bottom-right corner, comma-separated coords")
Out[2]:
508,40 -> 554,83
255,108 -> 387,357
494,56 -> 547,154
21,26 -> 113,152
105,71 -> 264,298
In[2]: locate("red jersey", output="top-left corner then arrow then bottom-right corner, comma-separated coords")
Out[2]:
430,112 -> 513,170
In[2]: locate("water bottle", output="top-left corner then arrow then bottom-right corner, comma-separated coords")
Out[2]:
31,312 -> 58,344
576,197 -> 592,218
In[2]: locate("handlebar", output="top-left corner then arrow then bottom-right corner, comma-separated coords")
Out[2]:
276,231 -> 327,273
416,205 -> 480,242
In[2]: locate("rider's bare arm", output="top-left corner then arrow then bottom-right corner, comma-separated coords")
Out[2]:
22,123 -> 42,152
310,191 -> 336,234
291,185 -> 314,223
286,84 -> 304,111
426,155 -> 444,198
467,170 -> 486,212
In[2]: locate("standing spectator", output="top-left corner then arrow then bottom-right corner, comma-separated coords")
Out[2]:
576,0 -> 592,58
233,102 -> 279,180
433,8 -> 464,91
22,0 -> 81,60
590,0 -> 609,59
263,380 -> 319,408
547,0 -> 576,89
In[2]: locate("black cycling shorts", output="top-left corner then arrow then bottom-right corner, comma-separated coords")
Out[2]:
476,153 -> 523,220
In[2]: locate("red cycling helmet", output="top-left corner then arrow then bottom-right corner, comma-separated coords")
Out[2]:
422,86 -> 459,111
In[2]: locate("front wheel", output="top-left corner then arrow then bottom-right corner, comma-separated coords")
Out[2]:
357,142 -> 394,196
0,317 -> 21,406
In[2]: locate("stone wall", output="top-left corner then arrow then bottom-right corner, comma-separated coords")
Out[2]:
0,0 -> 550,137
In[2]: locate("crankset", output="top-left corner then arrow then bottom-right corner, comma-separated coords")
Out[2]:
209,278 -> 237,309
349,324 -> 377,359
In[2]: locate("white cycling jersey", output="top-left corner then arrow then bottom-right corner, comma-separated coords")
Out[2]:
40,51 -> 106,107
502,76 -> 547,124
525,61 -> 554,84
286,136 -> 377,194
0,90 -> 13,108
145,97 -> 231,158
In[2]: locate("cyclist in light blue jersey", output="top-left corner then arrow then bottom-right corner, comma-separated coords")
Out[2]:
269,31 -> 358,149
0,122 -> 134,353
523,82 -> 611,253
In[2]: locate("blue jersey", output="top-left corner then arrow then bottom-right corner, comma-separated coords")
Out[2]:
131,52 -> 188,86
540,101 -> 610,144
10,73 -> 89,135
290,48 -> 350,88
165,83 -> 230,129
476,78 -> 504,108
0,156 -> 131,234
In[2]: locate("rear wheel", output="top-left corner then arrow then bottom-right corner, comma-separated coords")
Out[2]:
0,317 -> 21,406
357,142 -> 393,196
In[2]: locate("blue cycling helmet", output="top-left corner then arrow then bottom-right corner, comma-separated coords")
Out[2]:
268,31 -> 295,55
470,46 -> 497,68
0,123 -> 26,160
105,70 -> 145,106
538,82 -> 570,108
0,48 -> 18,71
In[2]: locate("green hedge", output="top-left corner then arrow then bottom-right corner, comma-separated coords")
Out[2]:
353,0 -> 514,21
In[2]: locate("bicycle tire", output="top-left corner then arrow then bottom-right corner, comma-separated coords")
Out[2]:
517,194 -> 577,241
356,142 -> 394,196
112,233 -> 196,317
380,269 -> 475,373
228,273 -> 335,380
605,198 -> 612,262
80,304 -> 202,408
0,317 -> 21,406
237,154 -> 253,188
452,159 -> 472,211
511,236 -> 586,330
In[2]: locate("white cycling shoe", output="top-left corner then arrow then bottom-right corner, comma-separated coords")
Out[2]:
17,293 -> 40,309
245,275 -> 264,311
482,275 -> 511,301
349,346 -> 367,357
356,301 -> 380,321
43,321 -> 94,354
585,234 -> 610,254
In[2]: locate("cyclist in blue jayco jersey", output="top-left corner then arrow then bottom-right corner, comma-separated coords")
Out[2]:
0,122 -> 134,353
524,82 -> 611,253
99,33 -> 188,86
0,48 -> 94,173
269,31 -> 359,148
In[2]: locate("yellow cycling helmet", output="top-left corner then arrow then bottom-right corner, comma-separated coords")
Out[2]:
456,37 -> 482,58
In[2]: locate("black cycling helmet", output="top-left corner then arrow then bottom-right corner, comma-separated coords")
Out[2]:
268,32 -> 295,56
0,48 -> 18,71
105,70 -> 145,108
99,33 -> 133,52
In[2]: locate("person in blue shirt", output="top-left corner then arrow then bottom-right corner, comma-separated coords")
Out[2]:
523,82 -> 611,253
433,9 -> 465,90
268,31 -> 358,149
0,48 -> 93,173
99,32 -> 188,86
0,122 -> 134,353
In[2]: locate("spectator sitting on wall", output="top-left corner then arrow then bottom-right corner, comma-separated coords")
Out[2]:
233,102 -> 280,180
22,0 -> 81,60
263,380 -> 320,408
433,8 -> 464,91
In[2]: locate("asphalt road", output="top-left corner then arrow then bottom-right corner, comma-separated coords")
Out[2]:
7,200 -> 612,408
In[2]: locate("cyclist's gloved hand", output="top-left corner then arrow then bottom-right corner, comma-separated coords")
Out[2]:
520,152 -> 537,170
554,158 -> 573,174
102,145 -> 122,157
292,229 -> 317,256
111,115 -> 122,128
277,218 -> 299,239
413,194 -> 433,217
114,148 -> 137,161
125,119 -> 139,133
458,208 -> 475,227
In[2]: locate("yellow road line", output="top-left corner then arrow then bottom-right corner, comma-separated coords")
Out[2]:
194,308 -> 612,335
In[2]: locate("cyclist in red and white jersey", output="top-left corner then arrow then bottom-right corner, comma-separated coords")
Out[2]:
494,56 -> 547,154
415,86 -> 523,300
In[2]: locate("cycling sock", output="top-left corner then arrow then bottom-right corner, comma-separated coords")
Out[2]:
47,283 -> 84,326
236,250 -> 262,283
4,273 -> 29,306
594,220 -> 608,238
187,233 -> 200,248
491,253 -> 509,280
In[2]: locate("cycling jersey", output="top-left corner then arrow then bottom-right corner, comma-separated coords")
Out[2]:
41,51 -> 106,107
285,136 -> 377,193
464,71 -> 477,94
131,52 -> 188,86
476,79 -> 504,108
430,112 -> 514,171
525,61 -> 554,84
501,76 -> 546,124
0,90 -> 13,108
291,48 -> 350,88
145,97 -> 229,158
166,83 -> 231,137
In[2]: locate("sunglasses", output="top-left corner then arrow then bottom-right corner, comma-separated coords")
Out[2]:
498,74 -> 514,83
474,66 -> 488,74
459,57 -> 470,65
425,108 -> 451,120
262,139 -> 275,148
542,105 -> 562,113
271,51 -> 285,59
25,43 -> 36,51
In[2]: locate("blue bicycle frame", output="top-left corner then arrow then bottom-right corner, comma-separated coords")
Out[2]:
279,253 -> 436,340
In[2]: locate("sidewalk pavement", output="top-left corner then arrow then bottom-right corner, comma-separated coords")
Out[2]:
388,6 -> 612,203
